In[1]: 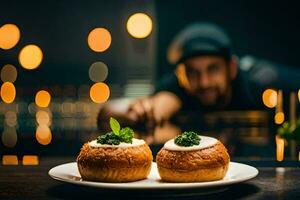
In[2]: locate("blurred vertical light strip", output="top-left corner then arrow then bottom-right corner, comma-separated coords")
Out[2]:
275,90 -> 284,124
35,109 -> 52,145
276,135 -> 284,161
2,155 -> 18,165
22,155 -> 39,165
290,92 -> 297,128
289,92 -> 297,159
0,24 -> 20,50
298,89 -> 300,103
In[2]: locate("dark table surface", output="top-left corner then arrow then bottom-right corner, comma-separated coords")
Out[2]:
1,157 -> 300,200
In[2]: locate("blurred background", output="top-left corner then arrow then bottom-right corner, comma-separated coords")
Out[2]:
1,0 -> 300,164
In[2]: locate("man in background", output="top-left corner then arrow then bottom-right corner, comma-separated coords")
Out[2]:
98,23 -> 300,132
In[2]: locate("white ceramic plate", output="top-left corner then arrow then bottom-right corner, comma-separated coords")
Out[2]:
49,162 -> 258,189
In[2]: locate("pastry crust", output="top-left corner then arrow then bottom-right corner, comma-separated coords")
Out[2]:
156,141 -> 230,182
77,143 -> 152,182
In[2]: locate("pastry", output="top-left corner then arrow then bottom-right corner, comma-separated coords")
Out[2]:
156,131 -> 229,182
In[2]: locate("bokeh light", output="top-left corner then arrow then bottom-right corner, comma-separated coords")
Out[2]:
36,110 -> 51,126
175,64 -> 191,90
22,155 -> 39,165
1,64 -> 17,83
89,61 -> 108,82
0,24 -> 20,50
4,111 -> 17,127
276,135 -> 284,161
1,82 -> 16,104
275,112 -> 285,124
19,44 -> 43,70
2,155 -> 18,165
35,90 -> 51,108
36,125 -> 52,145
89,82 -> 110,103
262,89 -> 277,108
87,28 -> 111,52
126,13 -> 153,38
1,127 -> 17,148
298,89 -> 300,103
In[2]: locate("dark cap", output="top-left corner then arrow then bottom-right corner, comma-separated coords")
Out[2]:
167,23 -> 232,65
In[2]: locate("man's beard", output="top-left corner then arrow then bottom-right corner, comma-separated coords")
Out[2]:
193,86 -> 232,110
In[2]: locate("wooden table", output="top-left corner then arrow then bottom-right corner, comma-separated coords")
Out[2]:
1,157 -> 300,200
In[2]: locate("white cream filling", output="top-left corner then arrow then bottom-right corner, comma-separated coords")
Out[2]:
88,138 -> 145,148
164,135 -> 218,151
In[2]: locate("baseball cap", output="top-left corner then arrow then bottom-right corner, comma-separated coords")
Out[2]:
167,22 -> 232,65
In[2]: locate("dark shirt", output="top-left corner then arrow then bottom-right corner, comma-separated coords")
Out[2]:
154,68 -> 268,132
155,68 -> 261,114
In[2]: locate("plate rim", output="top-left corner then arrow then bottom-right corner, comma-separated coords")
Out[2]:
48,161 -> 259,189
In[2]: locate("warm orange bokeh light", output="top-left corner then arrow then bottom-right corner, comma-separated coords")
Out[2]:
36,110 -> 51,126
275,112 -> 285,124
2,155 -> 18,165
22,155 -> 39,165
19,44 -> 43,70
276,135 -> 284,161
1,82 -> 16,104
35,90 -> 51,108
298,89 -> 300,103
36,125 -> 52,145
87,28 -> 111,52
0,24 -> 20,50
175,64 -> 191,91
89,82 -> 110,103
262,89 -> 277,108
126,13 -> 153,38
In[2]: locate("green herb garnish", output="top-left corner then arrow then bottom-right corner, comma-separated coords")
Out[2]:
110,117 -> 121,136
174,131 -> 200,147
97,117 -> 134,145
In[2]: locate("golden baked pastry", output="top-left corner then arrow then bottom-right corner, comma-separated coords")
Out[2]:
156,132 -> 230,182
77,118 -> 152,182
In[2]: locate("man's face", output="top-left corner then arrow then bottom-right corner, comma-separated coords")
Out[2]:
183,55 -> 234,107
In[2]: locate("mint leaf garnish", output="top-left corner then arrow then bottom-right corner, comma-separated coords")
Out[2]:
110,117 -> 120,136
97,118 -> 134,145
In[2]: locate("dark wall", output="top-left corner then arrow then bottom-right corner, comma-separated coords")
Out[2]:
0,0 -> 138,87
156,0 -> 300,76
2,0 -> 300,87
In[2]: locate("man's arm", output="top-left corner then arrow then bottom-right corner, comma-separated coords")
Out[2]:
97,92 -> 182,132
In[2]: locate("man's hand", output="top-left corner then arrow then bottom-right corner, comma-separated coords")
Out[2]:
97,92 -> 181,133
127,92 -> 182,131
127,97 -> 156,131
